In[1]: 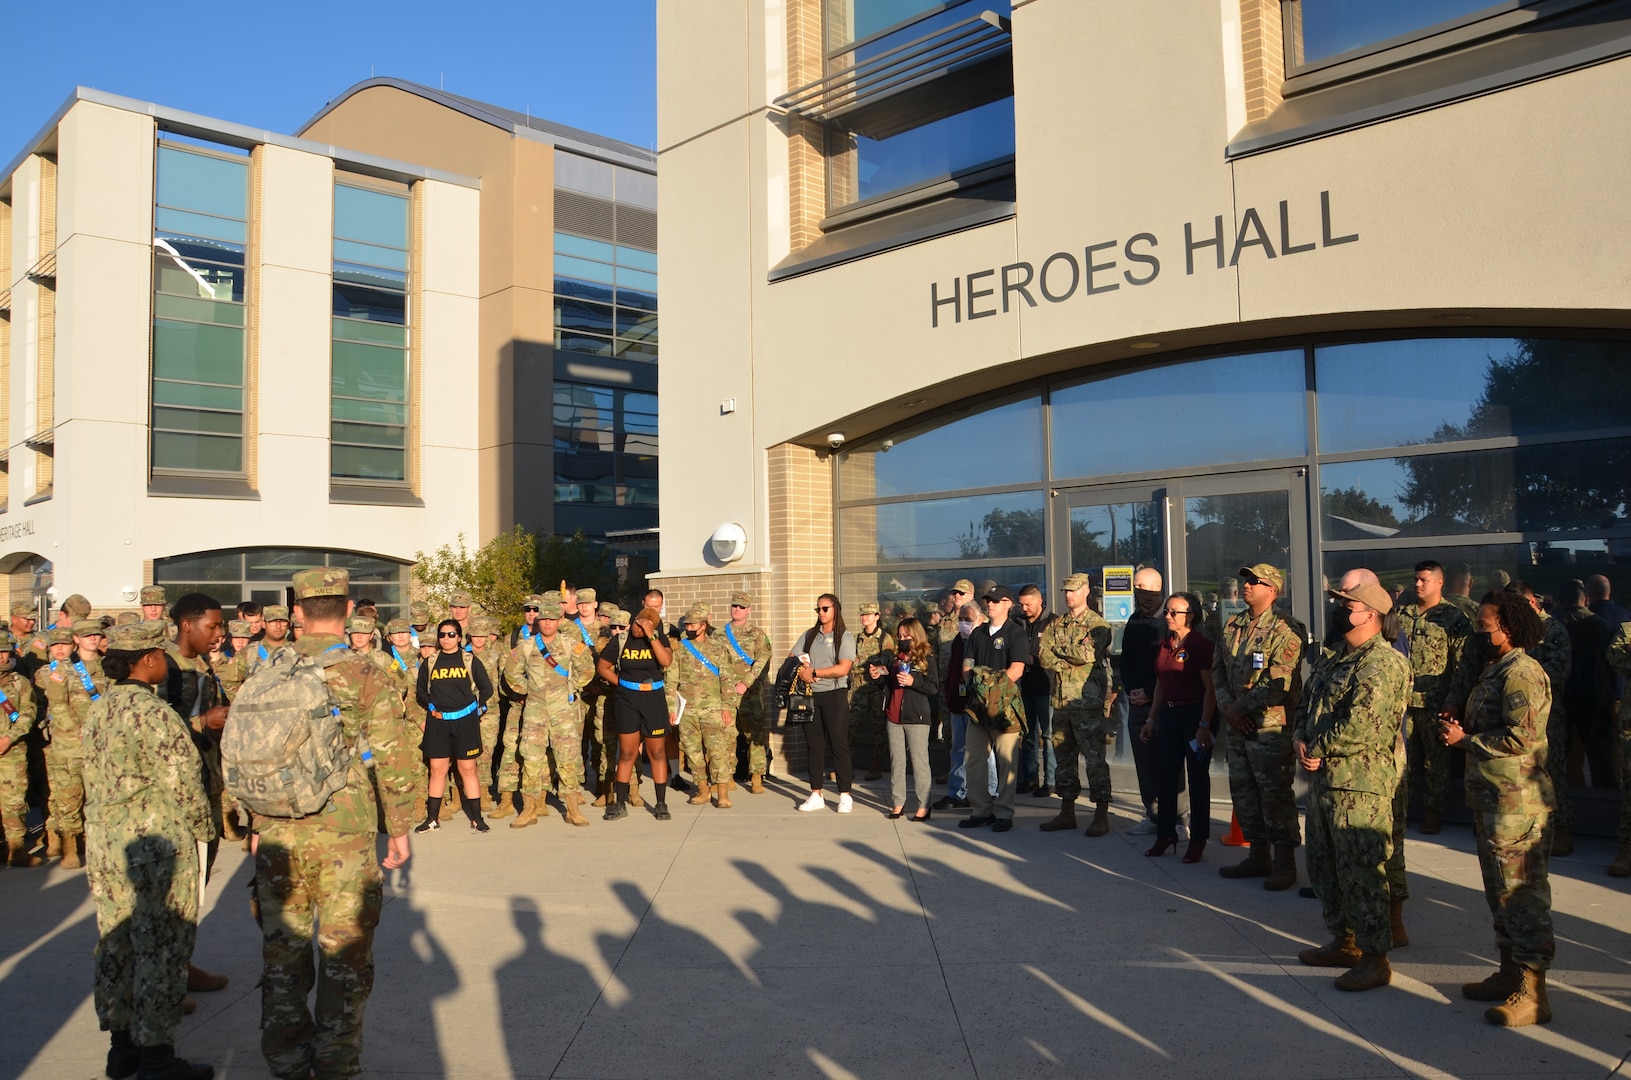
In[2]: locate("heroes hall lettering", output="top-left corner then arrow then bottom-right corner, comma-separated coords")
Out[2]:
929,191 -> 1358,328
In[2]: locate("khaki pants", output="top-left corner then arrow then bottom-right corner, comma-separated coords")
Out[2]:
966,724 -> 1021,822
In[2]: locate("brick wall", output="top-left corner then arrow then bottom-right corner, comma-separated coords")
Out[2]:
1240,0 -> 1289,123
785,0 -> 827,252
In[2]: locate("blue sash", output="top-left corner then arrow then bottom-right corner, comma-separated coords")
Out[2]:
574,617 -> 594,648
257,644 -> 269,661
681,637 -> 721,677
389,646 -> 408,673
539,645 -> 576,703
724,625 -> 754,667
73,660 -> 102,701
0,689 -> 15,724
519,625 -> 534,643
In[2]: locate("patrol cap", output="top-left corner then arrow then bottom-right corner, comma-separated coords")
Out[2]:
950,579 -> 976,596
293,567 -> 350,600
263,605 -> 290,623
228,620 -> 254,638
46,628 -> 73,646
345,615 -> 377,635
576,587 -> 597,604
537,600 -> 564,619
140,585 -> 167,606
1239,564 -> 1285,592
115,610 -> 141,626
1062,572 -> 1091,592
522,594 -> 545,611
470,616 -> 501,637
983,585 -> 1015,603
540,590 -> 562,604
449,591 -> 473,608
682,604 -> 711,626
73,620 -> 105,638
730,591 -> 753,608
610,608 -> 631,628
597,601 -> 617,618
385,618 -> 411,636
410,601 -> 431,623
858,602 -> 880,615
61,594 -> 92,618
0,628 -> 14,651
9,601 -> 36,618
108,622 -> 167,652
1328,581 -> 1393,615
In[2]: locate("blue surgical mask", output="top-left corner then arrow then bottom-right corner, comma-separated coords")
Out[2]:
957,620 -> 975,639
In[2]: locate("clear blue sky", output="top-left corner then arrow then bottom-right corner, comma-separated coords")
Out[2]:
1,0 -> 657,160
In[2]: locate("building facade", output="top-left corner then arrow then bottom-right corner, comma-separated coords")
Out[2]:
301,80 -> 660,551
654,1 -> 1631,794
0,89 -> 482,618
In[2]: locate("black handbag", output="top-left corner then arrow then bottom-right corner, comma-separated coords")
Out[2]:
785,692 -> 815,724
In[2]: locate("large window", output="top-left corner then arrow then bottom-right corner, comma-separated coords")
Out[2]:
553,381 -> 658,506
151,144 -> 248,474
331,182 -> 410,482
553,232 -> 658,363
154,547 -> 409,621
1286,0 -> 1512,68
818,0 -> 1015,216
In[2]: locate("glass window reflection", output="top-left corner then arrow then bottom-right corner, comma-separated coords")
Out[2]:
841,490 -> 1045,565
839,395 -> 1042,499
1053,350 -> 1306,480
1293,0 -> 1503,66
839,564 -> 1046,625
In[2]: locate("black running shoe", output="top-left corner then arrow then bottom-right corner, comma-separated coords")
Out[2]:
653,803 -> 672,821
413,819 -> 440,834
471,818 -> 491,833
668,776 -> 690,794
604,801 -> 628,821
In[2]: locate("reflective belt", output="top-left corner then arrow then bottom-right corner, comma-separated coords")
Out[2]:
724,625 -> 754,667
72,660 -> 102,701
681,638 -> 721,677
619,679 -> 664,692
439,700 -> 481,721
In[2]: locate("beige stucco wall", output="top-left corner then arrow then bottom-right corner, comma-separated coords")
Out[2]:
655,0 -> 1631,581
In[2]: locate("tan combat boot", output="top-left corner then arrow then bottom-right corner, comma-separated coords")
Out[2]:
563,792 -> 589,827
1463,947 -> 1522,1001
1390,899 -> 1409,948
45,830 -> 61,858
220,815 -> 244,842
59,833 -> 82,870
440,789 -> 460,820
187,963 -> 229,992
1607,843 -> 1631,877
4,818 -> 41,868
749,774 -> 764,794
1551,822 -> 1574,856
510,794 -> 540,829
592,790 -> 609,807
1486,968 -> 1551,1027
480,788 -> 498,813
1083,801 -> 1110,837
1219,841 -> 1272,879
487,793 -> 517,819
1298,930 -> 1362,968
715,781 -> 733,809
1335,952 -> 1392,992
688,781 -> 712,806
1263,843 -> 1299,891
1039,800 -> 1077,832
628,785 -> 645,808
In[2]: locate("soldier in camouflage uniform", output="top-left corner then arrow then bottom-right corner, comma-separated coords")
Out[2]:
671,605 -> 739,806
162,595 -> 238,851
257,568 -> 418,1079
1294,581 -> 1411,992
1441,589 -> 1555,1027
37,623 -> 109,869
1606,621 -> 1631,877
722,592 -> 773,793
0,629 -> 41,866
1213,563 -> 1307,891
219,605 -> 297,701
83,621 -> 216,1080
849,603 -> 895,780
1038,573 -> 1115,837
502,599 -> 596,827
1395,560 -> 1473,835
1510,582 -> 1575,855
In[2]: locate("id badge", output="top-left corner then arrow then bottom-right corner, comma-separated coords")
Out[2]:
1252,651 -> 1266,670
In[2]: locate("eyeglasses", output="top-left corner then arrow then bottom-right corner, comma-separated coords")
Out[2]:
437,631 -> 461,639
815,606 -> 832,612
1163,608 -> 1191,618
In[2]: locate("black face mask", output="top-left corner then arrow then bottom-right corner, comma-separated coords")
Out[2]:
1134,589 -> 1163,617
685,628 -> 700,639
1327,603 -> 1355,639
1474,631 -> 1500,662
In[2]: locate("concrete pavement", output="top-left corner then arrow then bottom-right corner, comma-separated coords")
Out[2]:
4,777 -> 1630,1079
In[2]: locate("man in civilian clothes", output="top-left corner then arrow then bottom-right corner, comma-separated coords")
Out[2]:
1119,567 -> 1178,836
1016,584 -> 1057,798
958,586 -> 1030,833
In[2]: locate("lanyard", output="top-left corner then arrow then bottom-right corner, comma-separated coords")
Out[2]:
681,637 -> 721,677
724,624 -> 754,667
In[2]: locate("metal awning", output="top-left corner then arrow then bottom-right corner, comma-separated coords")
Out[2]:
0,287 -> 9,313
774,10 -> 1012,140
24,428 -> 53,450
26,250 -> 55,283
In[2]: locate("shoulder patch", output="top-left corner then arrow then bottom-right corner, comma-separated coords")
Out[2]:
1506,690 -> 1529,711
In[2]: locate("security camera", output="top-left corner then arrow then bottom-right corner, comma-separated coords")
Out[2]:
827,432 -> 846,449
880,439 -> 894,452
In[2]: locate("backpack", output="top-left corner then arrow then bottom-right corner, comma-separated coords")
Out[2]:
221,646 -> 357,818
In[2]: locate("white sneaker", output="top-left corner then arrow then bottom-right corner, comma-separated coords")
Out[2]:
1127,818 -> 1158,836
797,792 -> 825,812
837,793 -> 854,814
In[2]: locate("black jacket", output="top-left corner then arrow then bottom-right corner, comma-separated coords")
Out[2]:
866,650 -> 941,725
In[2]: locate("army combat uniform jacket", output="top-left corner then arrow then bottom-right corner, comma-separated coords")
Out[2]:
1214,608 -> 1306,730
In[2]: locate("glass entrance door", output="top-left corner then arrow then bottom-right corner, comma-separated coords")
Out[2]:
1053,483 -> 1168,622
1173,470 -> 1312,637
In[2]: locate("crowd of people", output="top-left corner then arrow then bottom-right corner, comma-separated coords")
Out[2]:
1,558 -> 1627,1076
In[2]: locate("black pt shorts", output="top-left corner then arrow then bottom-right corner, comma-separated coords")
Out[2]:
421,711 -> 483,759
614,689 -> 670,739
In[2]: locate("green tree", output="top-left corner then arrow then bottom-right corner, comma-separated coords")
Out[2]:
413,526 -> 538,633
535,530 -> 622,607
1322,485 -> 1400,528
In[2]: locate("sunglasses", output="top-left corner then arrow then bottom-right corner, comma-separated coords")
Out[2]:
731,604 -> 747,609
523,606 -> 539,613
437,631 -> 461,638
1163,608 -> 1191,618
815,606 -> 833,612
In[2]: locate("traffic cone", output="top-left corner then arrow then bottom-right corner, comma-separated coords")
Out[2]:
1221,811 -> 1247,847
